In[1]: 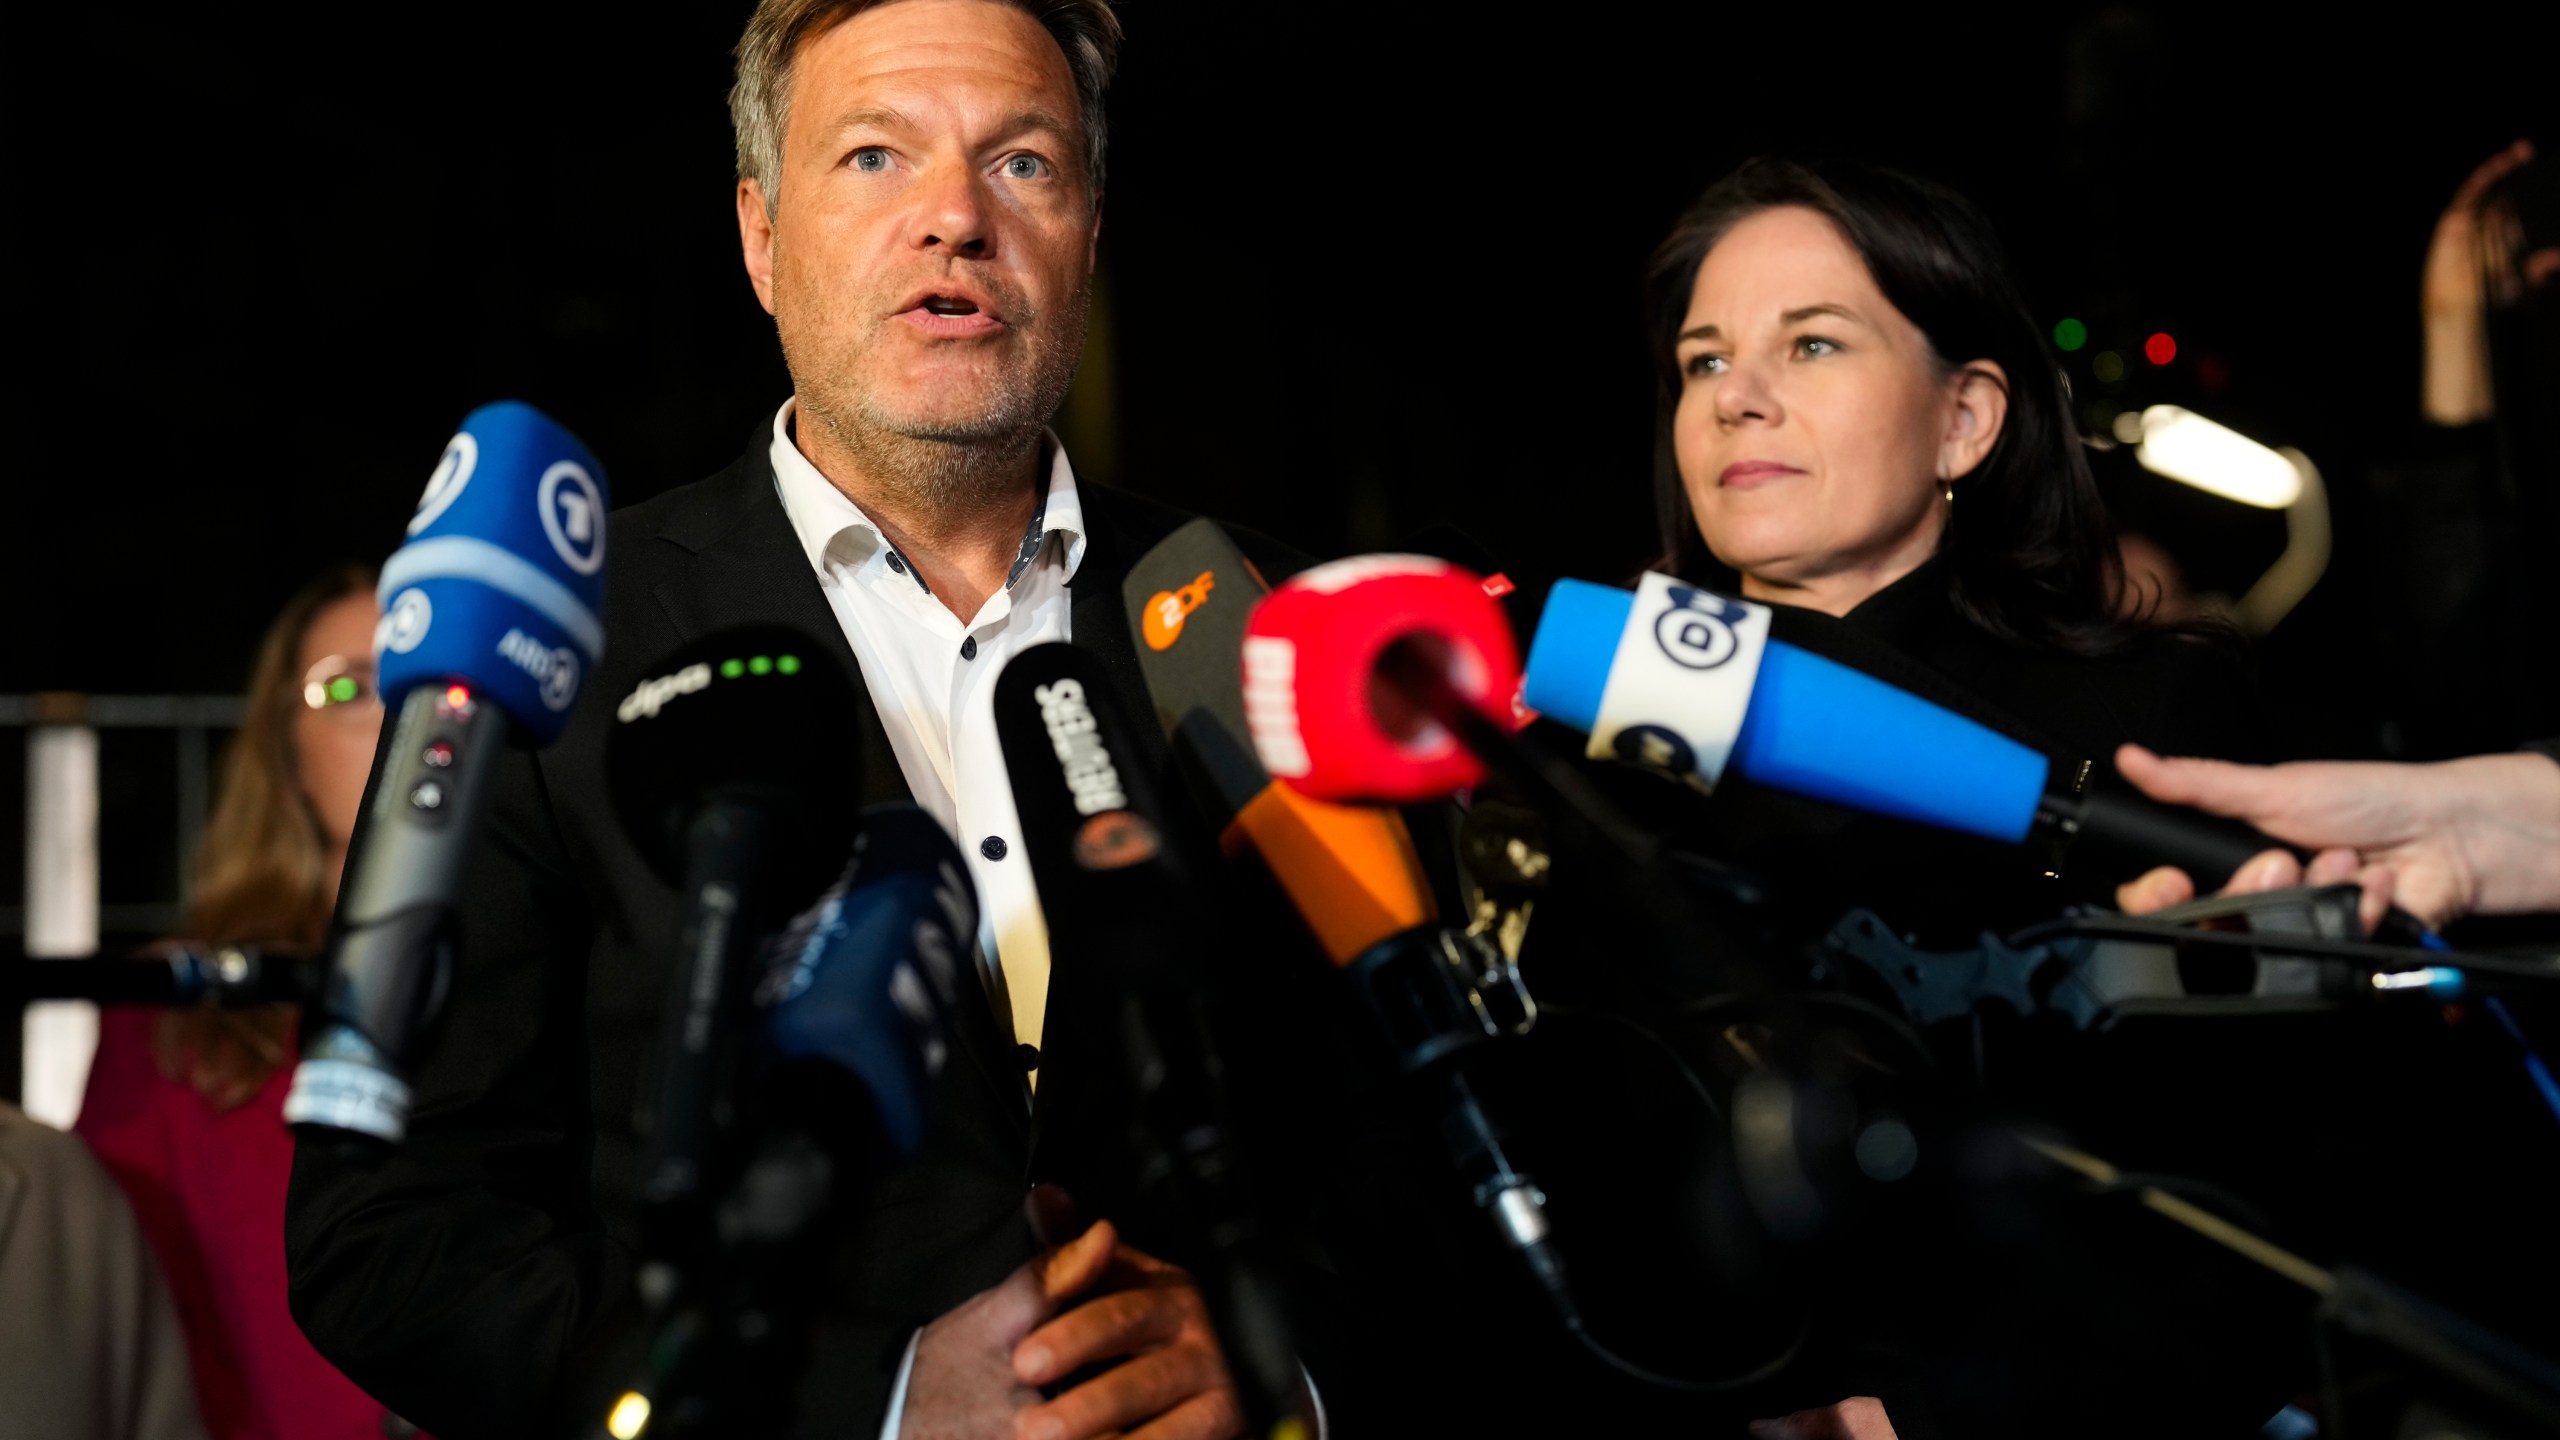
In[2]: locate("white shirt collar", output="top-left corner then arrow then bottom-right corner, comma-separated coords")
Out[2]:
768,398 -> 1087,592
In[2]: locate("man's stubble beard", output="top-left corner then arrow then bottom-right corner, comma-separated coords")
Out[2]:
778,256 -> 1090,522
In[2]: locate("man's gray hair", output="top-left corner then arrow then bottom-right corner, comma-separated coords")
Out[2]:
730,0 -> 1121,218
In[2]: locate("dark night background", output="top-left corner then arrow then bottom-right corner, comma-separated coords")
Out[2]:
3,2 -> 2556,911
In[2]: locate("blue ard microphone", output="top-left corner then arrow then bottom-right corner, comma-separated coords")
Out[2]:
755,804 -> 977,1159
1525,574 -> 2280,886
286,402 -> 609,1145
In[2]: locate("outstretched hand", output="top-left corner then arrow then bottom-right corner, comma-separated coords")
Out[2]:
2110,744 -> 2560,930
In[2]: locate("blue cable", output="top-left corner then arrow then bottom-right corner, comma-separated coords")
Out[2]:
2484,994 -> 2560,1129
2410,929 -> 2560,1126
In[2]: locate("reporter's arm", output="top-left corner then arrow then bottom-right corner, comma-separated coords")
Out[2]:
2112,743 -> 2560,927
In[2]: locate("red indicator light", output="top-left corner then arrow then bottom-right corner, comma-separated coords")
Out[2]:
443,684 -> 473,713
2144,332 -> 2177,366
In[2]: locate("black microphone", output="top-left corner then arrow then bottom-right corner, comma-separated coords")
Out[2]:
604,625 -> 862,1229
4,945 -> 321,1006
562,802 -> 975,1440
286,403 -> 610,1144
991,641 -> 1304,1440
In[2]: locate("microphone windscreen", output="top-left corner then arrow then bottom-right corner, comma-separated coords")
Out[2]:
374,402 -> 609,743
1734,641 -> 2047,844
1241,555 -> 1519,806
605,625 -> 863,889
1526,575 -> 2050,842
759,804 -> 976,1156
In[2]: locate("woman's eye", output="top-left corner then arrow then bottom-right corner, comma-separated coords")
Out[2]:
1685,353 -> 1727,378
850,147 -> 892,173
1794,336 -> 1840,358
1001,154 -> 1048,180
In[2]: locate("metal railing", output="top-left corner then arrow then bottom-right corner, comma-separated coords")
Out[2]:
7,693 -> 245,1123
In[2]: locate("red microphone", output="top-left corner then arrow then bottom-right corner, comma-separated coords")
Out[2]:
1242,555 -> 1523,805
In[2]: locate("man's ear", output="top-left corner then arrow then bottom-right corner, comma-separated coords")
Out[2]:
1085,191 -> 1105,274
737,178 -> 778,316
1941,359 -> 2010,483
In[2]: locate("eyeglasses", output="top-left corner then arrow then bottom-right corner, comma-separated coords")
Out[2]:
302,655 -> 382,719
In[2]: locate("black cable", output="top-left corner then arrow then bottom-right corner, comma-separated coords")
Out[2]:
1567,1305 -> 1811,1395
1511,1003 -> 1823,1393
2011,914 -> 2560,986
1536,1002 -> 1726,1118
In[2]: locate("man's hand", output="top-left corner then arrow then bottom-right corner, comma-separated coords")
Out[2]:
2110,744 -> 2560,930
1009,1220 -> 1243,1440
900,1220 -> 1122,1439
1748,1396 -> 1899,1439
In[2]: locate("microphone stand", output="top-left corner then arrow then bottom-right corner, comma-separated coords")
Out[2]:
2022,1133 -> 2560,1437
1358,641 -> 1814,1392
565,805 -> 833,1440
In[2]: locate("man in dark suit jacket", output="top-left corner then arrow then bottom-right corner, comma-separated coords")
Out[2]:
286,3 -> 1298,1436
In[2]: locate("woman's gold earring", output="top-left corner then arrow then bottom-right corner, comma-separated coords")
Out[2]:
1941,482 -> 1956,504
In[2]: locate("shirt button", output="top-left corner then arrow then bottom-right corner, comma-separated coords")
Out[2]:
960,635 -> 978,661
1016,1043 -> 1040,1072
885,552 -> 907,575
980,835 -> 1008,861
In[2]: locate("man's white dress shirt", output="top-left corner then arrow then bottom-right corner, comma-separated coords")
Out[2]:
769,400 -> 1322,1440
771,399 -> 1091,1439
768,398 -> 1080,1067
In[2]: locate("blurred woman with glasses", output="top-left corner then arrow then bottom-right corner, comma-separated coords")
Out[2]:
78,566 -> 417,1440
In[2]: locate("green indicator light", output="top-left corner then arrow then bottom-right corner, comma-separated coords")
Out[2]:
749,655 -> 773,675
2053,317 -> 2087,352
720,658 -> 745,679
776,654 -> 801,675
326,676 -> 359,703
2092,350 -> 2125,384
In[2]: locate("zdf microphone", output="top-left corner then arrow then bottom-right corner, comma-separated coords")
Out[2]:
1123,520 -> 1445,963
286,402 -> 608,1145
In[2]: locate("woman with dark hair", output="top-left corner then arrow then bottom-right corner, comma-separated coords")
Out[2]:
77,566 -> 416,1440
1500,160 -> 2296,1440
1627,157 -> 2272,943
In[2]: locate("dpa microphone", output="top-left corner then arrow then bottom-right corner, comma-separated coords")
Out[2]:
287,401 -> 609,1144
606,625 -> 863,1221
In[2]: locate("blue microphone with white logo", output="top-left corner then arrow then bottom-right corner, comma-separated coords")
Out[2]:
1526,574 -> 2279,886
286,402 -> 609,1145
